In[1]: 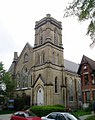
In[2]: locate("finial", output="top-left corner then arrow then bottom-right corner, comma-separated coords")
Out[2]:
46,14 -> 51,17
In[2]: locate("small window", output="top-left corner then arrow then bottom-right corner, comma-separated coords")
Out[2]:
24,53 -> 29,62
52,52 -> 55,63
84,74 -> 89,85
91,74 -> 95,85
84,64 -> 87,71
55,77 -> 58,93
85,91 -> 90,102
84,65 -> 87,70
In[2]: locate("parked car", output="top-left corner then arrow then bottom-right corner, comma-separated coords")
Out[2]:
10,111 -> 41,120
41,112 -> 79,120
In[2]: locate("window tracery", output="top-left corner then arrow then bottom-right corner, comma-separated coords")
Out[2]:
21,66 -> 28,88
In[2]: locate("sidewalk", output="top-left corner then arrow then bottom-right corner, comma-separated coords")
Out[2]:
79,113 -> 95,120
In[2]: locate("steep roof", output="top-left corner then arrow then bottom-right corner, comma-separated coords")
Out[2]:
82,55 -> 95,70
64,59 -> 79,73
78,55 -> 95,74
8,42 -> 33,72
17,42 -> 33,61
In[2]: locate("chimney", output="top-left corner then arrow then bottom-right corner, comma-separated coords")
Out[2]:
13,52 -> 18,61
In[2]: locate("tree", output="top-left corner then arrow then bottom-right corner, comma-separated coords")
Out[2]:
64,0 -> 95,48
0,62 -> 15,98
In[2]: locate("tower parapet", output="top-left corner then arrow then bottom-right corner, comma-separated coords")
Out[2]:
34,14 -> 62,47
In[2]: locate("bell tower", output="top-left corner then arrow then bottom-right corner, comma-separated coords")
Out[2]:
32,14 -> 65,106
34,14 -> 63,48
33,14 -> 64,66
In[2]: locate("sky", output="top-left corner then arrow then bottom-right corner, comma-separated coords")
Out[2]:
0,0 -> 95,71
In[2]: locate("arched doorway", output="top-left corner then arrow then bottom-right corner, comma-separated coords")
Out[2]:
37,87 -> 44,105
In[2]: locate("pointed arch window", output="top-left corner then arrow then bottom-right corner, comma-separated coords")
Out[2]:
57,53 -> 59,64
16,72 -> 20,89
39,28 -> 43,45
38,53 -> 40,64
52,51 -> 55,63
55,77 -> 58,93
69,78 -> 73,101
78,80 -> 82,101
54,28 -> 58,45
42,52 -> 45,64
21,66 -> 28,88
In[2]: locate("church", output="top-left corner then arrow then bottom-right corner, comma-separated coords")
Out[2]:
9,14 -> 81,109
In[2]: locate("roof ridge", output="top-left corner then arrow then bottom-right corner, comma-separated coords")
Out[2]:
82,55 -> 95,70
83,55 -> 95,62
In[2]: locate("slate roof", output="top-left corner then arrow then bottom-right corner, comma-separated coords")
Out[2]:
64,59 -> 79,73
82,55 -> 95,70
78,55 -> 95,74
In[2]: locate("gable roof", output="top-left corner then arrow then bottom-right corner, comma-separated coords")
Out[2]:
32,74 -> 45,87
78,55 -> 95,74
82,55 -> 95,69
64,59 -> 79,73
17,42 -> 33,62
8,42 -> 33,71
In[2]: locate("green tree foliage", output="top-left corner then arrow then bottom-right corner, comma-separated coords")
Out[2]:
0,62 -> 15,98
64,0 -> 95,47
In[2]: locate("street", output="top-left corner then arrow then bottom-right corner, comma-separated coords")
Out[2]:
0,113 -> 94,120
0,114 -> 11,120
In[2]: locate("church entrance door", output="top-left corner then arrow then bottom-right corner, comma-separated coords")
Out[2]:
37,87 -> 44,105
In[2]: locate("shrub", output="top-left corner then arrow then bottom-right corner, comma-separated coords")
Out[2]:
29,105 -> 65,117
72,109 -> 91,117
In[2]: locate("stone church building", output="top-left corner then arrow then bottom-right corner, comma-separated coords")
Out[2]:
9,14 -> 81,108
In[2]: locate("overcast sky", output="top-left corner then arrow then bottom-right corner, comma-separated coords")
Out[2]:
0,0 -> 95,70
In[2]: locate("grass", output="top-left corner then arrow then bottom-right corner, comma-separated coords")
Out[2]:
71,109 -> 91,117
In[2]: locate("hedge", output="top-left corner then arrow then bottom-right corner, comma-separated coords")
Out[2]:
29,105 -> 65,117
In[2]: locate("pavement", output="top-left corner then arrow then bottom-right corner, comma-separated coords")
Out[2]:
79,113 -> 95,120
0,114 -> 12,120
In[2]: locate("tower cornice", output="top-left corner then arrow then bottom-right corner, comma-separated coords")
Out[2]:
35,14 -> 62,30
